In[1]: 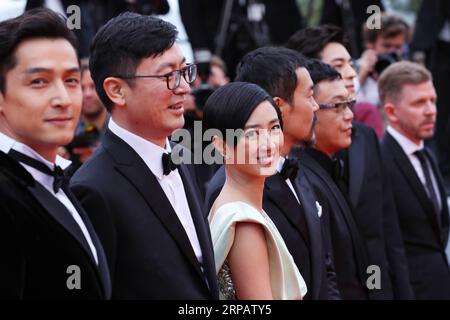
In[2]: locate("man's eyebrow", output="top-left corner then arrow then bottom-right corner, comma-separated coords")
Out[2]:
156,57 -> 187,73
24,67 -> 80,74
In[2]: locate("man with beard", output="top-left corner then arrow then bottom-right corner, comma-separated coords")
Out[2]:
380,61 -> 450,299
205,47 -> 342,300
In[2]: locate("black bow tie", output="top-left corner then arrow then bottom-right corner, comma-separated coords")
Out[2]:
8,149 -> 69,193
162,152 -> 179,176
280,157 -> 299,180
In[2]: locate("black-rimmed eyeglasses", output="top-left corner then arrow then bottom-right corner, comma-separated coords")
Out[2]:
318,99 -> 356,112
114,63 -> 197,90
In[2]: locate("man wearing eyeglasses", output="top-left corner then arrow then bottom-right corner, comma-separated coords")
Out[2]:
296,59 -> 369,299
70,12 -> 218,299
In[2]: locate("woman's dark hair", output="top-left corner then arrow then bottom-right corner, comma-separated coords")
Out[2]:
0,8 -> 78,94
203,82 -> 282,145
89,12 -> 178,112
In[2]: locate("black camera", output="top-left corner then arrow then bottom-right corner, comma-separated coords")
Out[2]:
374,52 -> 400,75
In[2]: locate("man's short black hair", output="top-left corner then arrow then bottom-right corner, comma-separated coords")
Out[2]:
305,59 -> 342,85
0,8 -> 78,94
235,47 -> 307,103
89,12 -> 178,112
285,25 -> 348,60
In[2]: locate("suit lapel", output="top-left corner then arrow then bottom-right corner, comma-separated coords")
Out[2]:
103,131 -> 208,288
292,169 -> 323,300
64,188 -> 112,299
301,150 -> 368,279
26,182 -> 98,265
178,164 -> 218,297
264,173 -> 310,246
348,125 -> 365,208
1,151 -> 109,298
385,133 -> 443,242
424,148 -> 449,244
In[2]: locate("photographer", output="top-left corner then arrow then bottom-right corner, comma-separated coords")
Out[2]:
357,14 -> 410,107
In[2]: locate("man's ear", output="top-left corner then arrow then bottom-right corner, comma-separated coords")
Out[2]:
212,135 -> 226,158
384,102 -> 398,124
273,96 -> 288,115
103,77 -> 127,107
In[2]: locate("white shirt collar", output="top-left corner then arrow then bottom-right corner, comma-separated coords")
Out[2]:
277,156 -> 286,173
387,126 -> 424,156
108,118 -> 171,180
0,131 -> 71,169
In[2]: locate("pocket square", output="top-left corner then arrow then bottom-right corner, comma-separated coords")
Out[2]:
315,201 -> 322,218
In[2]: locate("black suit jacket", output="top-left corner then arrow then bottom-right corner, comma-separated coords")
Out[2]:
0,151 -> 110,299
204,165 -> 341,300
337,122 -> 413,299
71,130 -> 218,299
299,148 -> 369,299
381,133 -> 450,299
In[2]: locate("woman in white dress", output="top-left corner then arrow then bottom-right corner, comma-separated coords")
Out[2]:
203,82 -> 307,300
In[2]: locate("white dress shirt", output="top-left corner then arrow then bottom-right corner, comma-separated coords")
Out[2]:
277,156 -> 301,204
0,132 -> 98,264
108,119 -> 204,265
387,126 -> 442,211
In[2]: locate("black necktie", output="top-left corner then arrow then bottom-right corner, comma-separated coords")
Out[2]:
331,157 -> 344,183
280,157 -> 299,181
8,149 -> 68,193
414,149 -> 440,215
162,152 -> 179,176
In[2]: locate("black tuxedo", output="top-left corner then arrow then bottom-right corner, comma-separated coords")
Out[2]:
381,133 -> 450,299
335,122 -> 413,299
71,130 -> 218,299
204,165 -> 341,300
299,148 -> 369,299
0,151 -> 110,299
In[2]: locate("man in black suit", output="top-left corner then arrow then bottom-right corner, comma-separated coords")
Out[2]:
205,47 -> 341,300
286,26 -> 413,299
0,8 -> 110,299
71,13 -> 218,299
297,60 -> 369,299
379,61 -> 450,299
